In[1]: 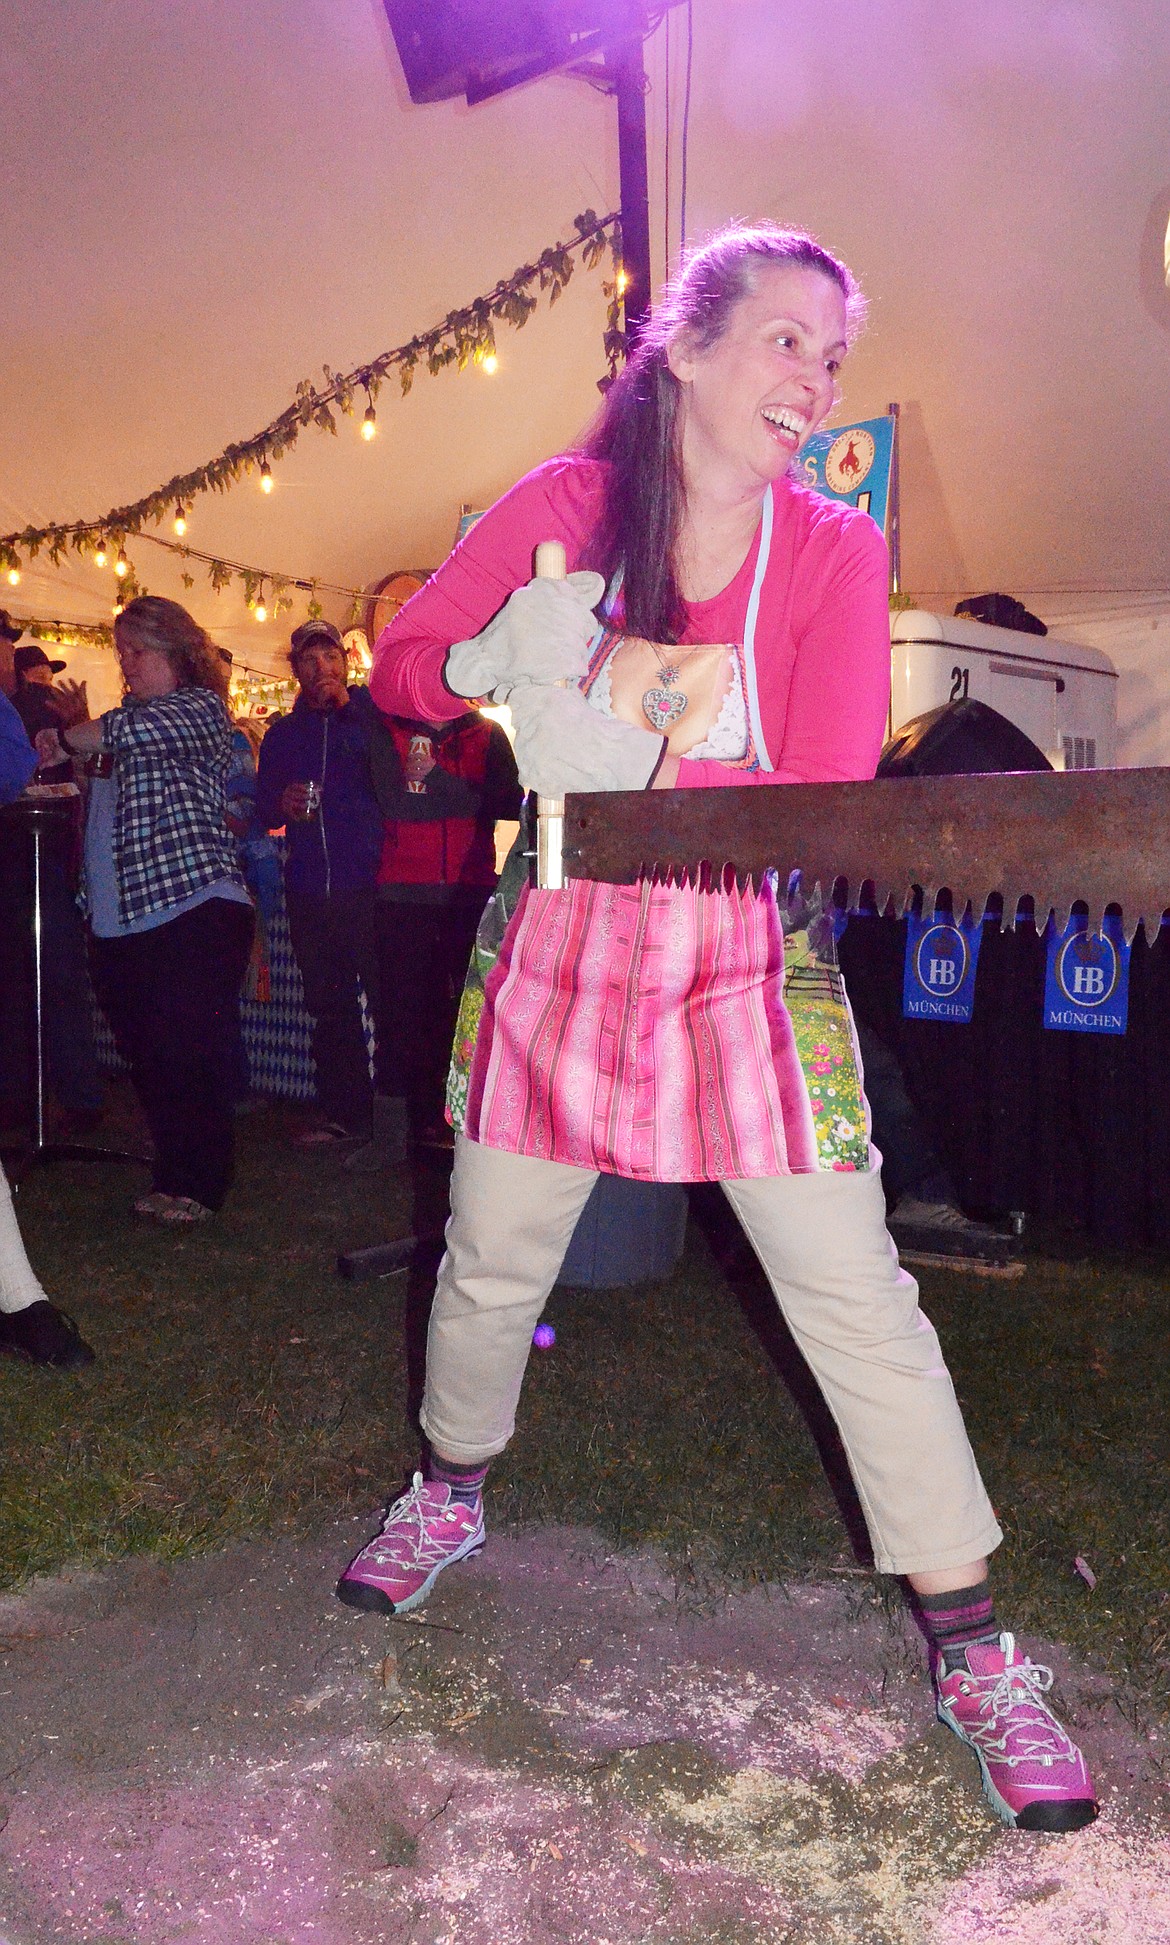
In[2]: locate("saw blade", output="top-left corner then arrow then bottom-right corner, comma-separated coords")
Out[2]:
561,768 -> 1170,940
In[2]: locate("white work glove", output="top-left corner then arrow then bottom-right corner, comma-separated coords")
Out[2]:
508,684 -> 666,795
444,571 -> 606,700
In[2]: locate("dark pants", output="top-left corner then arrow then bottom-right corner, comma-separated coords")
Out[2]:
376,896 -> 483,1127
855,1018 -> 951,1206
89,898 -> 254,1210
285,888 -> 379,1135
0,813 -> 103,1122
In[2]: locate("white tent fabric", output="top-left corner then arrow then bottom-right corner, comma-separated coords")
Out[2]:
3,1 -> 1169,743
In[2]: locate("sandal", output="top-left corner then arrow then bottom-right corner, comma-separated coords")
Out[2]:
133,1191 -> 175,1219
157,1196 -> 213,1224
295,1122 -> 363,1148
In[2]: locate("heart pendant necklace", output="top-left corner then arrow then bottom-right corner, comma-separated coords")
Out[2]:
642,653 -> 691,732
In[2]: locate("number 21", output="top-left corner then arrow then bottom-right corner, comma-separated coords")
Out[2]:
949,665 -> 970,702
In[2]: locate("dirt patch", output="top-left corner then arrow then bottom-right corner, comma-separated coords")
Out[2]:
0,1521 -> 1167,1943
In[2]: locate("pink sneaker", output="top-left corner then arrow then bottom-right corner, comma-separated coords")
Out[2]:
336,1472 -> 485,1616
936,1633 -> 1099,1832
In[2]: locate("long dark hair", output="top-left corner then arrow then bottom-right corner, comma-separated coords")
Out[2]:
581,223 -> 865,645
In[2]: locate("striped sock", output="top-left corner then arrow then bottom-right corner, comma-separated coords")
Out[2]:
917,1579 -> 1000,1673
427,1452 -> 490,1509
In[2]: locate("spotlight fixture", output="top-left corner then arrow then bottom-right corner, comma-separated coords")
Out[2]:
173,503 -> 188,536
383,1 -> 679,105
259,459 -> 273,493
381,1 -> 672,344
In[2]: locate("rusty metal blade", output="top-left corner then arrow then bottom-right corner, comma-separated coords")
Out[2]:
562,769 -> 1170,939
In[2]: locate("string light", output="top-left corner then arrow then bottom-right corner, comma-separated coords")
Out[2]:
115,548 -> 129,579
615,267 -> 631,294
173,503 -> 188,536
93,538 -> 108,568
113,598 -> 125,618
0,210 -> 623,572
481,353 -> 499,375
6,567 -> 19,587
253,584 -> 267,624
361,385 -> 377,441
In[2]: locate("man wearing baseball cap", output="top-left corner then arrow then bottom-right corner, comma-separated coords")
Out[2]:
256,619 -> 388,1148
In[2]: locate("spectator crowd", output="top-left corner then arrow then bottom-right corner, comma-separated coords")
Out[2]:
0,599 -> 521,1368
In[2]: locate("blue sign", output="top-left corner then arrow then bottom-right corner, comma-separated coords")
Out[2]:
799,415 -> 895,534
1043,915 -> 1130,1035
903,912 -> 982,1022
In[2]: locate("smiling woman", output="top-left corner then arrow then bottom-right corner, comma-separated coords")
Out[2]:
344,223 -> 1098,1839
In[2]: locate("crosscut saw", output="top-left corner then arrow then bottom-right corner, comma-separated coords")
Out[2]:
552,768 -> 1170,940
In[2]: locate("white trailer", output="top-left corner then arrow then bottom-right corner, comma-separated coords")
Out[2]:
889,610 -> 1119,769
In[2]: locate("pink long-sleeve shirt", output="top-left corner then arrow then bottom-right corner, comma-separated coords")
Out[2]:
371,455 -> 891,784
373,453 -> 891,1181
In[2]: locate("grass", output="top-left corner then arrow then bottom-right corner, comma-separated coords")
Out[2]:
4,1083 -> 1170,1720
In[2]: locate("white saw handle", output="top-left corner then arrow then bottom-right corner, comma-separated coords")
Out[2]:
533,540 -> 567,889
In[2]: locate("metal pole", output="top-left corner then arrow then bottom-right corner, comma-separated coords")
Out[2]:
30,817 -> 46,1153
533,540 -> 568,890
887,400 -> 902,598
612,36 -> 652,341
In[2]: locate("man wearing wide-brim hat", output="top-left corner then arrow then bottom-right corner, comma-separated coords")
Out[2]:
10,642 -> 89,750
0,609 -> 23,699
3,637 -> 106,1139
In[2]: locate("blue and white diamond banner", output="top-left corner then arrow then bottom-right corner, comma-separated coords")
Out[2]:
902,912 -> 982,1023
1043,914 -> 1130,1035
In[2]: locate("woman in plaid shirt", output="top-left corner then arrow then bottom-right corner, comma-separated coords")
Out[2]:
40,597 -> 253,1224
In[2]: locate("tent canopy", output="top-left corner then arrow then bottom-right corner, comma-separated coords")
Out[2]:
3,0 -> 1168,712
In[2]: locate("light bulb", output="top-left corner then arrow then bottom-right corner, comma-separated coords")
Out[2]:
254,602 -> 267,624
481,353 -> 499,375
362,404 -> 377,440
616,268 -> 631,294
115,549 -> 129,578
113,599 -> 125,617
259,459 -> 273,493
93,540 -> 108,568
173,503 -> 187,536
6,566 -> 20,587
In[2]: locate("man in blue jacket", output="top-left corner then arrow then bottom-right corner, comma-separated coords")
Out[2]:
256,621 -> 385,1144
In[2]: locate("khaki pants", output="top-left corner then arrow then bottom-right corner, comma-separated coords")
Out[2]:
421,1137 -> 1003,1577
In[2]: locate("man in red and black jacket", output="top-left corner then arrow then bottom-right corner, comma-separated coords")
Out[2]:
370,708 -> 521,1140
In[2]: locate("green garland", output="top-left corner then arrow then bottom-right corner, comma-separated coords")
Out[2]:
0,211 -> 622,595
6,615 -> 116,650
129,531 -> 371,622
